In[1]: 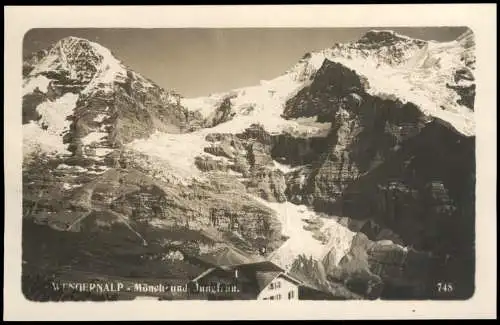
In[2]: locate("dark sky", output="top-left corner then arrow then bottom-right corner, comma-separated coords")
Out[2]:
23,27 -> 468,97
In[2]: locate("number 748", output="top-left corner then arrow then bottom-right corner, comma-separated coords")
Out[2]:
436,282 -> 454,293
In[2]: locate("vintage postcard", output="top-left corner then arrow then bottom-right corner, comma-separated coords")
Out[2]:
4,4 -> 497,320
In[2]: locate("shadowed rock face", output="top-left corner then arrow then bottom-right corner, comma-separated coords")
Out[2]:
446,68 -> 476,111
278,59 -> 475,299
207,96 -> 237,127
272,134 -> 328,166
283,60 -> 368,121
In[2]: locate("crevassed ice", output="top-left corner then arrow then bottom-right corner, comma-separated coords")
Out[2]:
81,132 -> 107,146
36,92 -> 78,135
93,113 -> 108,123
130,53 -> 332,183
23,75 -> 52,95
257,199 -> 356,271
23,122 -> 71,157
23,93 -> 79,157
323,38 -> 475,136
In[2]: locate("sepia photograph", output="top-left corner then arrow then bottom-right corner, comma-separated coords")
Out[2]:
4,4 -> 497,321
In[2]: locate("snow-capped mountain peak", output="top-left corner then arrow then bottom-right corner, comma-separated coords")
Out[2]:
25,36 -> 127,95
358,29 -> 426,45
22,36 -> 192,160
296,29 -> 476,136
181,29 -> 475,137
30,36 -> 108,78
455,28 -> 475,49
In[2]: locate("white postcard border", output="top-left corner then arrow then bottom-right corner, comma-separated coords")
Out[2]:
4,4 -> 497,320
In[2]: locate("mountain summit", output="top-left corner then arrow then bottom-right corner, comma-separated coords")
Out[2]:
182,28 -> 475,137
23,36 -> 203,162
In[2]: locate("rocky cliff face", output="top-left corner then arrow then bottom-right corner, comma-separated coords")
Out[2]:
22,30 -> 476,300
277,36 -> 475,298
23,150 -> 286,262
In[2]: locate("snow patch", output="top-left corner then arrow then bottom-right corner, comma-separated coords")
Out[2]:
299,174 -> 306,187
81,132 -> 107,145
23,93 -> 79,157
56,164 -> 88,173
227,169 -> 243,177
181,94 -> 226,119
273,161 -> 301,174
62,183 -> 83,190
86,170 -> 108,175
257,199 -> 356,271
23,75 -> 52,95
95,148 -> 114,157
36,93 -> 78,135
123,146 -> 204,186
93,113 -> 108,123
128,131 -> 207,182
23,122 -> 71,157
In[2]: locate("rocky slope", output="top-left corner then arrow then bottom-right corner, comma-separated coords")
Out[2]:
22,29 -> 476,300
